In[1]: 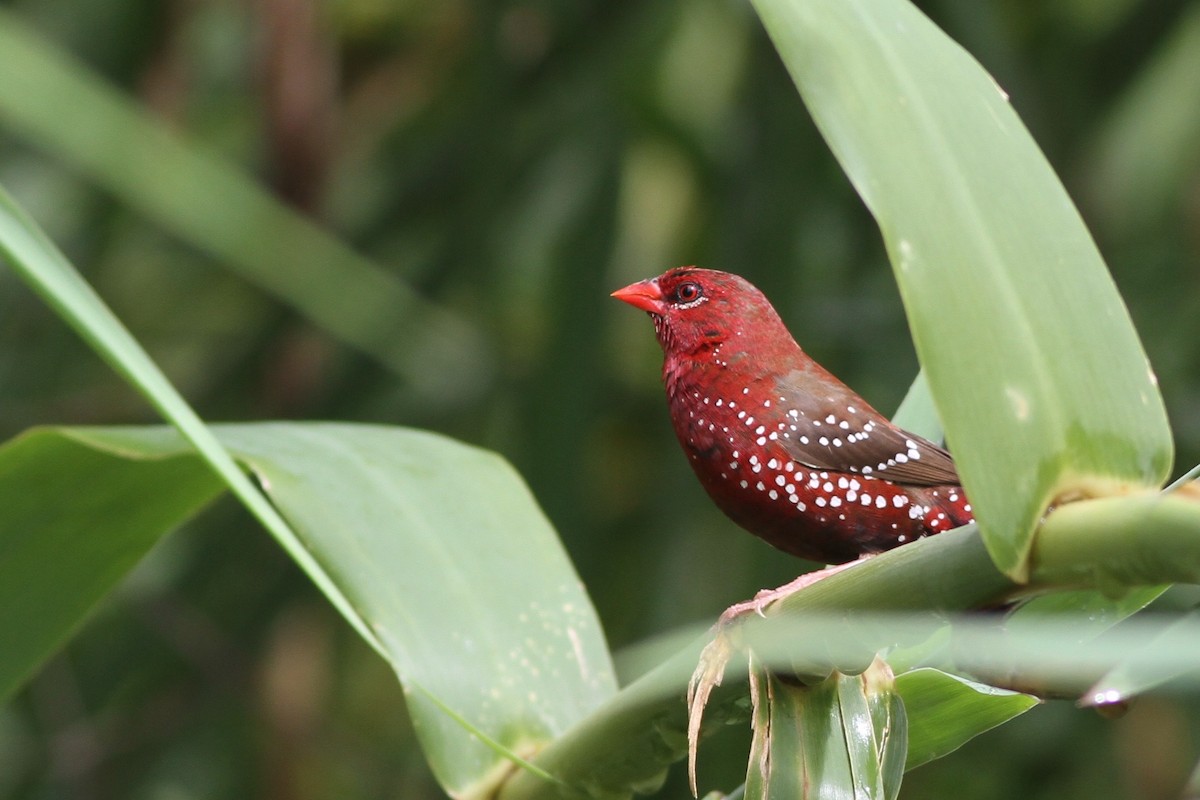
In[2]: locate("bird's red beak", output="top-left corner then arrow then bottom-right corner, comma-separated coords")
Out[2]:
611,279 -> 666,314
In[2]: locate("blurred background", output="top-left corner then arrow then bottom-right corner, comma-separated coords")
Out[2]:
0,0 -> 1198,797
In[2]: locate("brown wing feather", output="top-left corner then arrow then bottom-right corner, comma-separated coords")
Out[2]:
771,369 -> 960,487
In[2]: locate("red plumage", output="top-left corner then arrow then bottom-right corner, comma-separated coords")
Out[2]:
613,266 -> 973,564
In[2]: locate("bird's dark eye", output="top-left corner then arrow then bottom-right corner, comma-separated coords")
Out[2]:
673,282 -> 703,304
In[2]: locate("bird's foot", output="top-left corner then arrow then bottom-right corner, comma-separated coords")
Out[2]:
685,556 -> 875,796
716,557 -> 868,626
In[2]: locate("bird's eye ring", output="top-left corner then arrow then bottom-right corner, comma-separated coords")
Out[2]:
673,282 -> 704,305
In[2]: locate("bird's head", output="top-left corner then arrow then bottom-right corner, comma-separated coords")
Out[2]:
612,267 -> 786,357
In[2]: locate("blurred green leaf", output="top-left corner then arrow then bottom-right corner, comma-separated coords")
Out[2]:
1007,586 -> 1166,641
1082,4 -> 1200,237
896,668 -> 1037,770
2,423 -> 618,798
751,0 -> 1174,579
0,8 -> 488,399
1083,607 -> 1200,708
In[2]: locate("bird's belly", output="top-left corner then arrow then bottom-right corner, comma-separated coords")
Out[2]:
681,437 -> 972,564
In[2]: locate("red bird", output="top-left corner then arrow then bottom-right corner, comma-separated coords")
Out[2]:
613,267 -> 973,566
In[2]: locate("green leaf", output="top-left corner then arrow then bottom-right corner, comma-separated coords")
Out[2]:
0,428 -> 224,702
751,0 -> 1173,579
0,9 -> 488,398
896,668 -> 1038,770
1,424 -> 617,798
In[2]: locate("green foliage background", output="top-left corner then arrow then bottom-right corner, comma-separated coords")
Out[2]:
0,0 -> 1198,797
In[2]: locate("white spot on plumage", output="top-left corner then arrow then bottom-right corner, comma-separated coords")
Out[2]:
740,480 -> 749,489
893,495 -> 908,507
818,436 -> 829,446
756,436 -> 766,445
755,481 -> 765,491
768,489 -> 778,500
875,496 -> 887,509
815,497 -> 827,507
775,475 -> 786,487
830,496 -> 842,508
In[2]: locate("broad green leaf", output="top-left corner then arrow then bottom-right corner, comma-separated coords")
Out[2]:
752,0 -> 1173,579
0,429 -> 223,702
896,668 -> 1037,770
2,424 -> 617,798
0,9 -> 488,398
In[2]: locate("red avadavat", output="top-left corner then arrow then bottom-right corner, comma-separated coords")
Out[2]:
614,267 -> 972,566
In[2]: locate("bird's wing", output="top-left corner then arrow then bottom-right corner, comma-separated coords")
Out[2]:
770,369 -> 960,487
